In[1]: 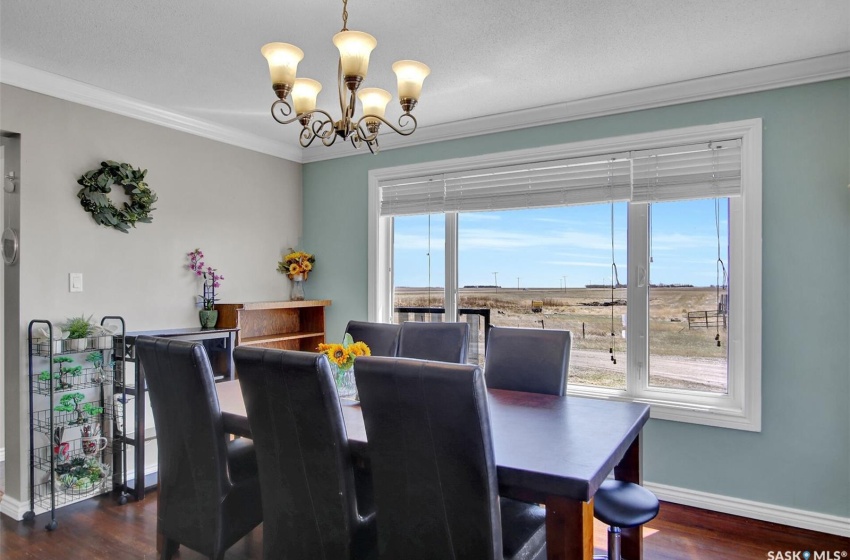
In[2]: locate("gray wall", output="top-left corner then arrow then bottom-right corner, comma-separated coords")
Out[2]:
302,79 -> 850,517
0,84 -> 303,505
1,134 -> 22,463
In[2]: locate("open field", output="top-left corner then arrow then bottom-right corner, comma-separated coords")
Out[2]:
394,286 -> 727,392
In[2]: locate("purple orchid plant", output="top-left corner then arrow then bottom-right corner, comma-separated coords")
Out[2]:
187,248 -> 224,310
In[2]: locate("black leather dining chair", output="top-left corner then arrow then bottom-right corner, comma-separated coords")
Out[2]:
135,336 -> 262,560
356,356 -> 547,560
396,320 -> 470,363
484,326 -> 572,396
233,346 -> 377,560
345,320 -> 401,357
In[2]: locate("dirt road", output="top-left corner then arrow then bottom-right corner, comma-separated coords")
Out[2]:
569,349 -> 727,391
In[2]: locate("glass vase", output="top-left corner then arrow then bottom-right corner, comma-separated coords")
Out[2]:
290,274 -> 306,301
331,363 -> 358,400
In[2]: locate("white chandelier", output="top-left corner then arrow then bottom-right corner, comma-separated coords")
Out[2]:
261,0 -> 430,153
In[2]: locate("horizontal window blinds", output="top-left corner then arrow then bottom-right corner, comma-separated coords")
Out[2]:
380,155 -> 631,216
443,157 -> 632,213
380,140 -> 742,216
631,141 -> 742,203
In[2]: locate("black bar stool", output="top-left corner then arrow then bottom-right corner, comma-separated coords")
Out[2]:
593,480 -> 659,560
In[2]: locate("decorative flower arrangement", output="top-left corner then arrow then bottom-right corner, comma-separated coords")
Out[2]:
318,333 -> 371,371
187,248 -> 224,310
277,249 -> 315,280
319,334 -> 370,399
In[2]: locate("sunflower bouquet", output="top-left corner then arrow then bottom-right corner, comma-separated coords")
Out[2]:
277,249 -> 316,280
319,334 -> 370,399
318,333 -> 371,371
318,333 -> 372,400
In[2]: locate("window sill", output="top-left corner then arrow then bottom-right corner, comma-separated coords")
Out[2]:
566,384 -> 761,432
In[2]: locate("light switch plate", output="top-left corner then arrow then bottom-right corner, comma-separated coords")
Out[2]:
69,273 -> 83,292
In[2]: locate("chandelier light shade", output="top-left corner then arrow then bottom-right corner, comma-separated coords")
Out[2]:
261,0 -> 429,153
333,31 -> 377,81
392,60 -> 430,107
260,42 -> 304,98
291,78 -> 322,114
357,88 -> 392,126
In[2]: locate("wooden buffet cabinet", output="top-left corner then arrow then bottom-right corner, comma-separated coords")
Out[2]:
214,300 -> 331,351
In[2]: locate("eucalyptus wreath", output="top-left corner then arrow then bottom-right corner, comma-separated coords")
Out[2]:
76,160 -> 158,233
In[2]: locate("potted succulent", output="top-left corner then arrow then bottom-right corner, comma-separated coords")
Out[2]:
62,315 -> 94,352
55,456 -> 110,495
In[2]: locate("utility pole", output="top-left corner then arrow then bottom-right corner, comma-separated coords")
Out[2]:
563,275 -> 568,293
492,272 -> 499,288
517,277 -> 520,290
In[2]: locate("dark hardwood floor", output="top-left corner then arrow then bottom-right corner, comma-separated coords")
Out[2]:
1,490 -> 848,559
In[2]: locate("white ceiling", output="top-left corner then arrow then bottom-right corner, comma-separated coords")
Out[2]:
1,0 -> 848,162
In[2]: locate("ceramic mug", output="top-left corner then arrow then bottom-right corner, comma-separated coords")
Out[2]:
81,436 -> 107,456
53,442 -> 70,463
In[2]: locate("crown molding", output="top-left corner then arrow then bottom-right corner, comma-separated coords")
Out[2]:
0,60 -> 302,162
2,52 -> 847,165
302,51 -> 850,163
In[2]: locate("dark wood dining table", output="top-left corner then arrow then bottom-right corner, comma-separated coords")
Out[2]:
216,381 -> 651,560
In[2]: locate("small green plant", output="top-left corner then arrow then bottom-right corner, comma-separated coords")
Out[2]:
54,392 -> 100,424
55,392 -> 85,422
41,356 -> 82,388
63,315 -> 94,339
81,402 -> 104,420
38,370 -> 59,382
55,457 -> 109,492
85,351 -> 103,367
86,351 -> 105,382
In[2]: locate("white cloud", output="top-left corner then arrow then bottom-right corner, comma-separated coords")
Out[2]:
543,260 -> 613,268
393,233 -> 446,251
460,213 -> 501,222
456,227 -> 626,251
652,232 -> 718,251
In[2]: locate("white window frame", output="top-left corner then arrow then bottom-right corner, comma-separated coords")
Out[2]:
368,119 -> 762,431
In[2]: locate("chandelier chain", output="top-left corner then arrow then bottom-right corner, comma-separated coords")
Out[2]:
341,0 -> 349,31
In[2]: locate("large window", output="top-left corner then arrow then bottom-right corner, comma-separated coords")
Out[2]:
455,204 -> 629,390
369,120 -> 762,431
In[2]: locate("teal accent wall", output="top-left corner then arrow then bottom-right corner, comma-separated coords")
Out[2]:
303,79 -> 850,517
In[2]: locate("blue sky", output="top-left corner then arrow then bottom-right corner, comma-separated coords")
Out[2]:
393,199 -> 729,288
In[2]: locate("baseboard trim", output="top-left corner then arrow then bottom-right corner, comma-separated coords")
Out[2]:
124,464 -> 159,487
0,494 -> 28,521
645,481 -> 850,538
3,468 -> 846,537
0,464 -> 159,521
